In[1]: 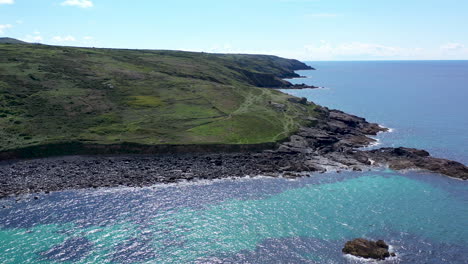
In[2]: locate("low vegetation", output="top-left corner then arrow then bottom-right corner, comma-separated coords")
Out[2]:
0,41 -> 317,151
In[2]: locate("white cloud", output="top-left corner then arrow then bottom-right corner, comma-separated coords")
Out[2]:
302,41 -> 424,60
52,35 -> 76,42
0,24 -> 12,34
175,41 -> 468,61
0,0 -> 14,5
61,0 -> 93,8
80,36 -> 99,47
302,41 -> 468,60
24,35 -> 43,43
187,41 -> 408,60
440,42 -> 465,51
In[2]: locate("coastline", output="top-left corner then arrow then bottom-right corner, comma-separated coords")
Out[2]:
0,142 -> 279,161
0,58 -> 467,198
1,100 -> 467,198
282,74 -> 324,89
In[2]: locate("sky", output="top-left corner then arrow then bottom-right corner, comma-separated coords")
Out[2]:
1,0 -> 468,61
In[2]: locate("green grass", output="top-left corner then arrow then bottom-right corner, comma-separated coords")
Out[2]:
126,96 -> 165,107
0,43 -> 317,151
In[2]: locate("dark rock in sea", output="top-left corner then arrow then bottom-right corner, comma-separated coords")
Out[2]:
0,99 -> 466,198
366,147 -> 468,180
342,238 -> 393,260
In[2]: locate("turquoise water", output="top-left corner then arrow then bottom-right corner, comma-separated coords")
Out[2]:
1,61 -> 467,263
0,172 -> 467,263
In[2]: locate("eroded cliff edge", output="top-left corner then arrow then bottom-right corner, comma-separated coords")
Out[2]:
1,98 -> 467,198
270,102 -> 468,179
0,42 -> 466,198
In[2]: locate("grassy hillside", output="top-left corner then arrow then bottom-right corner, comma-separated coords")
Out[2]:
0,42 -> 317,151
0,38 -> 28,44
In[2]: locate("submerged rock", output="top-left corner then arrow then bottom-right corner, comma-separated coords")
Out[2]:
342,238 -> 395,260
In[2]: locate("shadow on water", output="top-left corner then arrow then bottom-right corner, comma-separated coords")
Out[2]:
0,170 -> 467,263
0,172 -> 363,229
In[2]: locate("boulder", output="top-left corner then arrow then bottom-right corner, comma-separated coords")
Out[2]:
342,238 -> 394,260
270,102 -> 286,111
287,97 -> 308,105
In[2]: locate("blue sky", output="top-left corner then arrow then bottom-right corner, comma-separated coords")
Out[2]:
1,0 -> 468,60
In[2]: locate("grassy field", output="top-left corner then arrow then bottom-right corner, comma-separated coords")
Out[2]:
0,42 -> 317,151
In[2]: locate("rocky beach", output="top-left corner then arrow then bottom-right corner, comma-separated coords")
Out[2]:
1,99 -> 466,199
0,43 -> 466,199
1,2 -> 468,262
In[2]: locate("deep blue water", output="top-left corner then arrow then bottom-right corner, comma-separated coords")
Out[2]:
286,61 -> 468,164
0,61 -> 467,263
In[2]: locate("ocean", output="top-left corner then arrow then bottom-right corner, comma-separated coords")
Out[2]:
287,61 -> 468,164
0,61 -> 467,263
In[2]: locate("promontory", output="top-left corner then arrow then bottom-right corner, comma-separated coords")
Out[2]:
0,39 -> 466,197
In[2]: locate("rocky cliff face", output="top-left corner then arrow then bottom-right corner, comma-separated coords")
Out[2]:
1,97 -> 466,198
269,100 -> 468,180
0,45 -> 466,198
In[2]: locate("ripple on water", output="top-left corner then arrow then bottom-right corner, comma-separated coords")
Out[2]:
0,171 -> 467,263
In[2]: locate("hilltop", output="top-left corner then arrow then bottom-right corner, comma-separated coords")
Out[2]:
0,37 -> 28,44
0,41 -> 315,154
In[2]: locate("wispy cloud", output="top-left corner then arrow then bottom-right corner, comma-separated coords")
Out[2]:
24,35 -> 43,43
177,41 -> 468,61
24,31 -> 43,43
61,0 -> 93,8
0,0 -> 14,5
0,24 -> 12,34
305,41 -> 395,57
301,41 -> 468,60
52,35 -> 76,42
303,41 -> 426,60
440,42 -> 465,51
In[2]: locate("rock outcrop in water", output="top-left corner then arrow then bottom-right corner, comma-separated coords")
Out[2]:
366,147 -> 468,179
342,238 -> 395,260
0,43 -> 466,198
268,103 -> 468,180
0,100 -> 467,198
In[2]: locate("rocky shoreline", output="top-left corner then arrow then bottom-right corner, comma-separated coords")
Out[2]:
288,83 -> 321,89
1,99 -> 467,198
